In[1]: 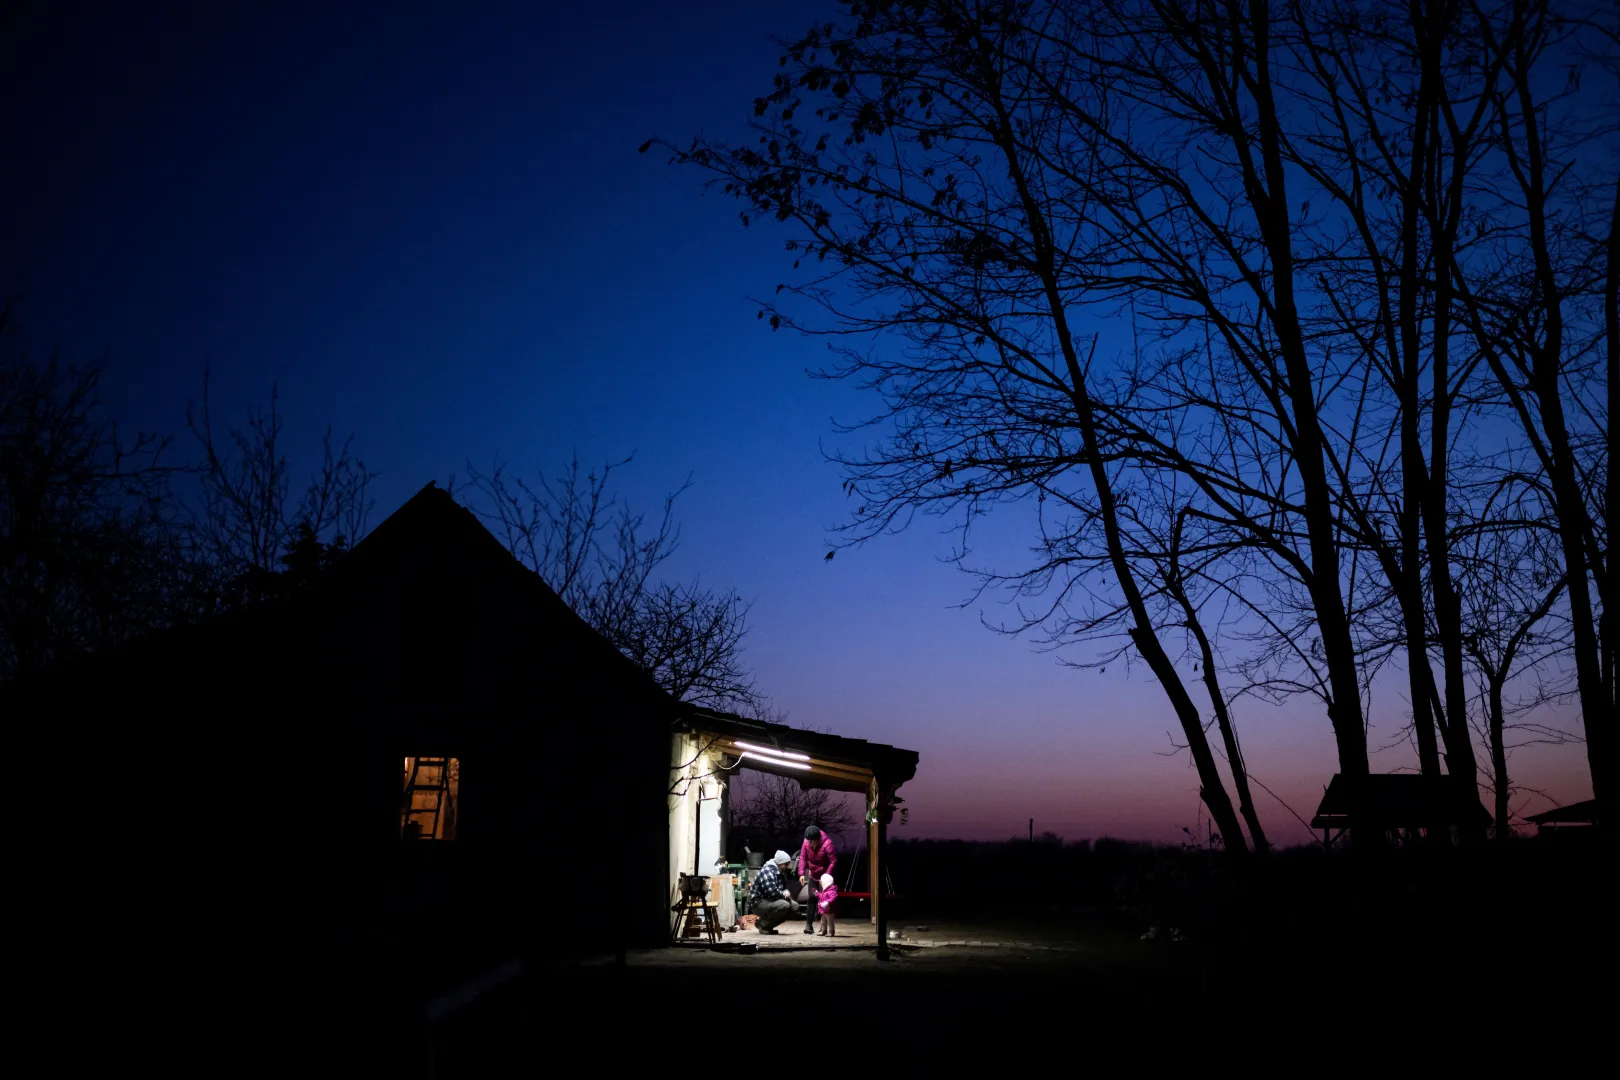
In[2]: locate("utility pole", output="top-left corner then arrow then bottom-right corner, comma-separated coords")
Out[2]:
1028,818 -> 1033,843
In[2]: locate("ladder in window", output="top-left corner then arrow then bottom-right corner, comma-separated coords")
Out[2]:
402,756 -> 452,840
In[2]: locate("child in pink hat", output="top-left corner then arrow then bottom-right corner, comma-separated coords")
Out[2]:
815,873 -> 839,937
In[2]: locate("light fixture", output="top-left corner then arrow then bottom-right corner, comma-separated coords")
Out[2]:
733,740 -> 810,761
741,751 -> 811,771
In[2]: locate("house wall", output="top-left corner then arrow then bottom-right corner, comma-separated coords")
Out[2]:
361,522 -> 674,957
667,733 -> 734,911
669,732 -> 700,905
697,788 -> 724,875
9,492 -> 682,1041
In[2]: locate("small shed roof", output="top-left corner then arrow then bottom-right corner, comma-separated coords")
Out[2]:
1309,773 -> 1491,831
1524,799 -> 1598,826
680,706 -> 919,794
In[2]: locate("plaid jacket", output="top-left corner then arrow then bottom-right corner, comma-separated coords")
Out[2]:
753,862 -> 789,901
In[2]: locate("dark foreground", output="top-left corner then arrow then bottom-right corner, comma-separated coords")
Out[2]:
34,843 -> 1604,1071
425,848 -> 1609,1073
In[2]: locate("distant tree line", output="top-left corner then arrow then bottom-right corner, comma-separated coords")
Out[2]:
660,0 -> 1616,848
729,771 -> 862,854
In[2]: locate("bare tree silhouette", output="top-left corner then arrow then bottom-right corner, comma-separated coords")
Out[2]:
466,456 -> 759,710
0,306 -> 186,677
730,772 -> 859,852
187,370 -> 374,609
659,0 -> 1614,839
1457,489 -> 1582,839
1451,9 -> 1615,811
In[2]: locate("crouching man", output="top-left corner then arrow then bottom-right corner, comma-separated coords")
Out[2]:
750,850 -> 799,934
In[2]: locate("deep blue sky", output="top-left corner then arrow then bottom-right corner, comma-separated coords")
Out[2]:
2,0 -> 1590,843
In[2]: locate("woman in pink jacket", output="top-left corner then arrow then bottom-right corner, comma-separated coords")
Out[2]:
797,825 -> 836,935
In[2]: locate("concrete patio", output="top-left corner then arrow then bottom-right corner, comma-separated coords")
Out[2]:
673,919 -> 884,950
670,919 -> 1110,953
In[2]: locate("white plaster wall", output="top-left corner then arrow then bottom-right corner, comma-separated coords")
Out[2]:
668,735 -> 730,905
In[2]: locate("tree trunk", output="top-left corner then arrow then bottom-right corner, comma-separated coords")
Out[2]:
1458,26 -> 1613,825
1488,677 -> 1511,844
1535,386 -> 1610,814
1423,70 -> 1483,839
1396,6 -> 1445,785
1057,332 -> 1249,858
985,69 -> 1251,858
1515,63 -> 1611,822
1603,173 -> 1618,781
1242,0 -> 1372,808
1176,580 -> 1269,854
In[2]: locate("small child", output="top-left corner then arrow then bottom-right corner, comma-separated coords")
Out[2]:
815,873 -> 839,937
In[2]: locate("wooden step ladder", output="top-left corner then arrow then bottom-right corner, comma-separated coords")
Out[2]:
402,756 -> 453,840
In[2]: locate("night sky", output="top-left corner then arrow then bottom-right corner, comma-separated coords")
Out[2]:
3,1 -> 1591,844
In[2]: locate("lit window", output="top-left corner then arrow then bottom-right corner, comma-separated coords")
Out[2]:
402,756 -> 460,841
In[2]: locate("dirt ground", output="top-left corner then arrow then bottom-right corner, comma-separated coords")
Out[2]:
421,911 -> 1226,1073
429,948 -> 1203,1073
417,896 -> 1604,1072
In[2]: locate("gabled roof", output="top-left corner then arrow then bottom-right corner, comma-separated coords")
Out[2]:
340,481 -> 593,632
337,482 -> 674,698
1524,798 -> 1598,826
1310,772 -> 1491,830
681,705 -> 920,793
0,482 -> 671,709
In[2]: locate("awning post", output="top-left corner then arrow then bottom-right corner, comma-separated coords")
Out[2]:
867,778 -> 880,929
872,777 -> 895,962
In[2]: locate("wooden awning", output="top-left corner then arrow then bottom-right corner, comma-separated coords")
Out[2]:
678,705 -> 916,957
679,706 -> 919,794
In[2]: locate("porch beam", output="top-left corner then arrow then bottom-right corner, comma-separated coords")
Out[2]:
873,777 -> 891,962
710,739 -> 875,783
868,811 -> 879,929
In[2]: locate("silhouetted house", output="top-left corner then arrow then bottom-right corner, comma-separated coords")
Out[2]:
8,482 -> 922,1057
7,484 -> 676,1050
1525,799 -> 1600,842
1310,773 -> 1491,847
